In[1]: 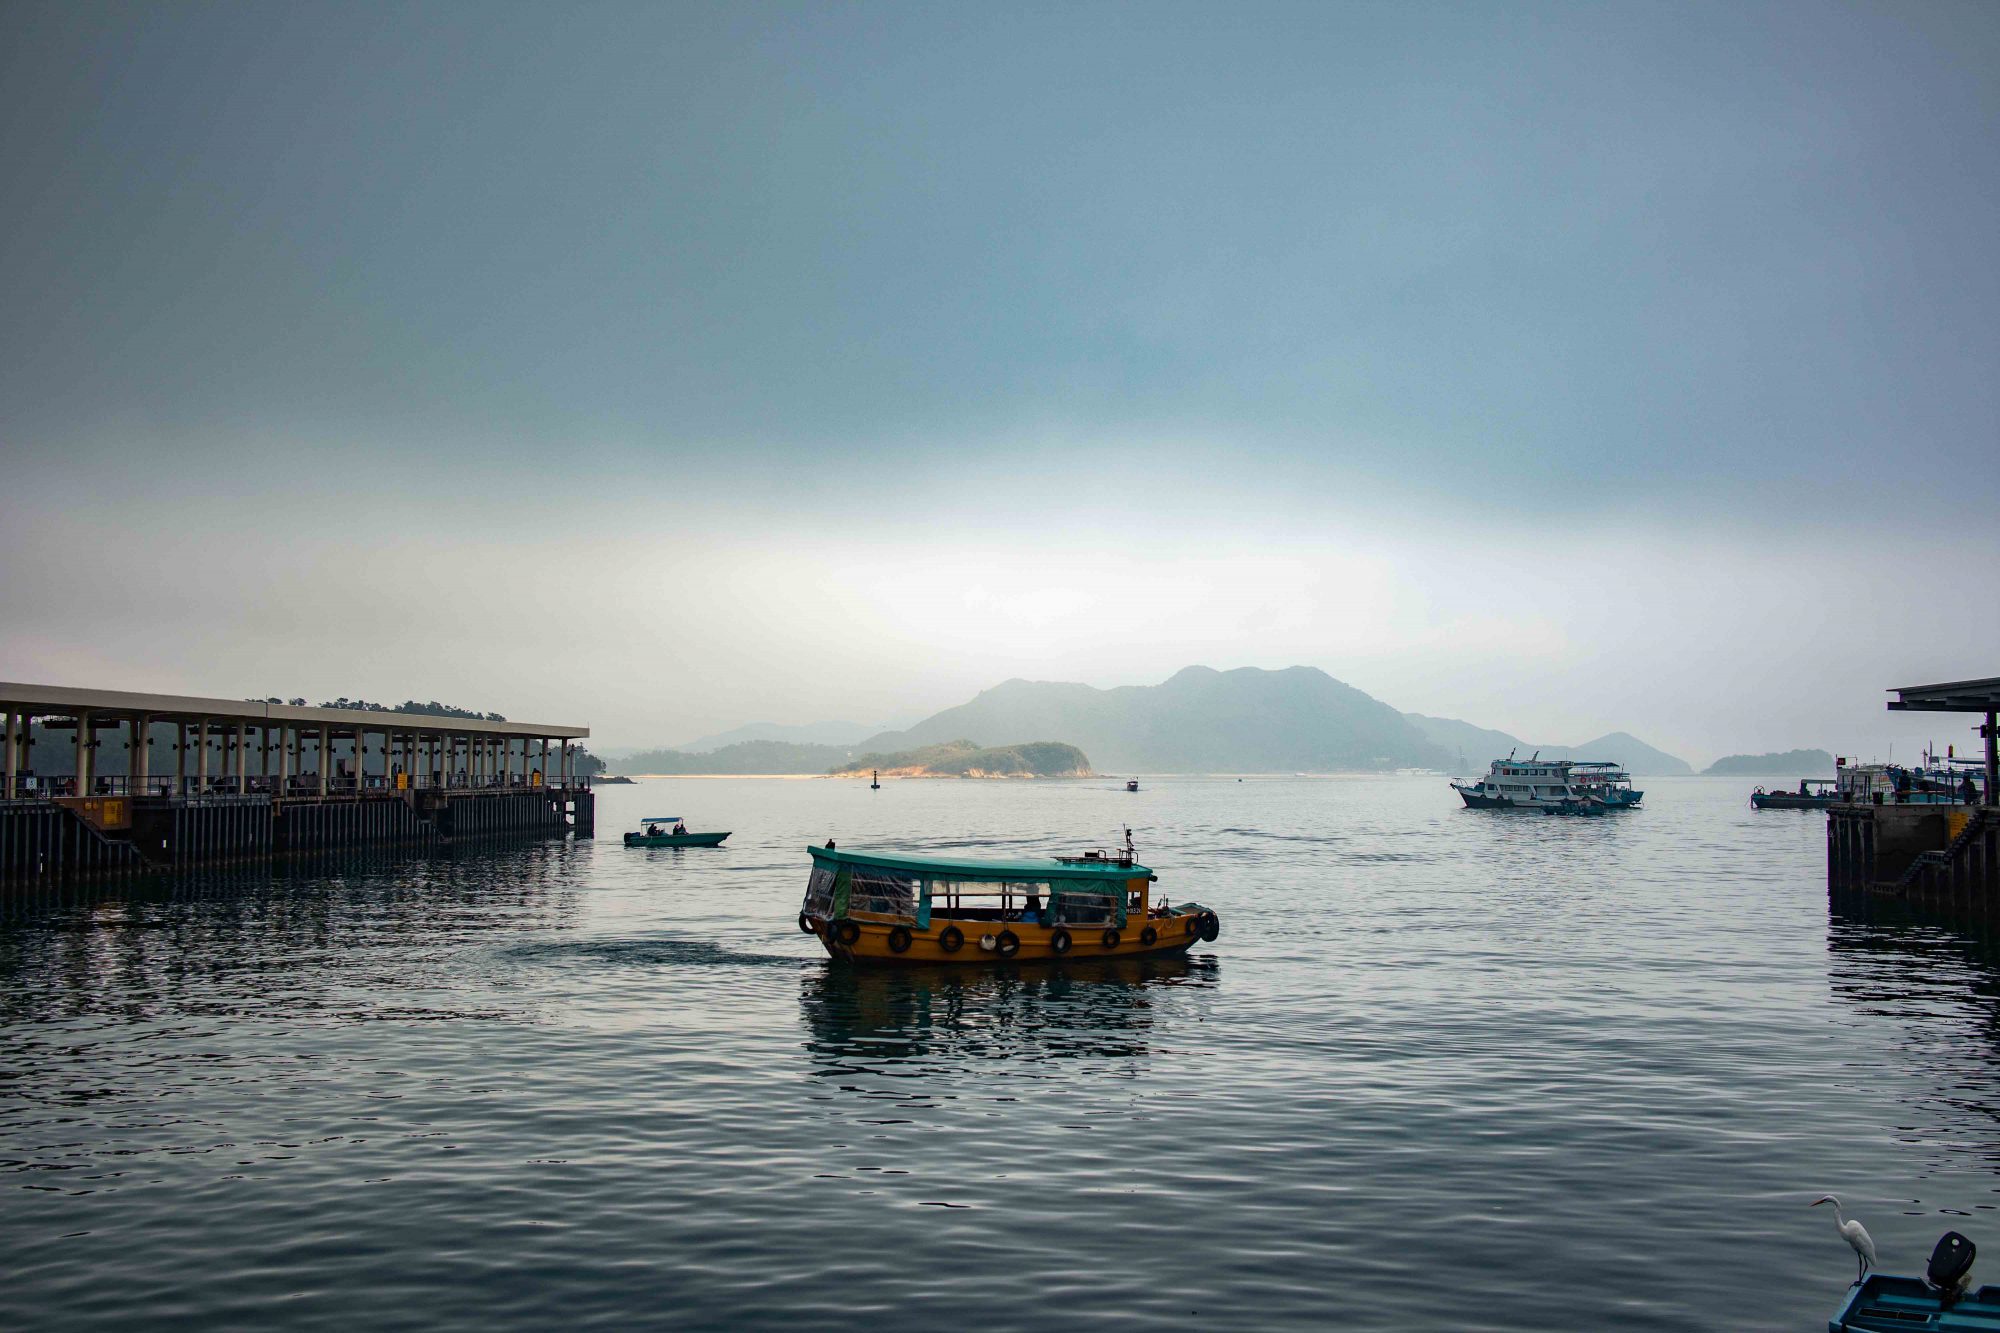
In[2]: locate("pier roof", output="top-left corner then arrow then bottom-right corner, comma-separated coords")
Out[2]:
0,682 -> 588,739
1887,676 -> 2000,714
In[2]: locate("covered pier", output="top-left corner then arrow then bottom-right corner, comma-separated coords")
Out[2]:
1828,675 -> 1998,907
1,683 -> 594,882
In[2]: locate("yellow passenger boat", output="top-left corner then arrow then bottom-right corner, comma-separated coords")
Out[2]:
797,837 -> 1219,964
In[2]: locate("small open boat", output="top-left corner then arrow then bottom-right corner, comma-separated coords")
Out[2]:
1828,1232 -> 1993,1331
1753,779 -> 1839,810
623,817 -> 730,848
1830,1274 -> 2000,1331
798,833 -> 1217,965
1126,779 -> 1140,792
1542,797 -> 1611,817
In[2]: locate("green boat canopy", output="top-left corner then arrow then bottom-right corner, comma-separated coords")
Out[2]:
807,845 -> 1152,884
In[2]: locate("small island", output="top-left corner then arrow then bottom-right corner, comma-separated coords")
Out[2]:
1703,748 -> 1834,776
829,739 -> 1091,779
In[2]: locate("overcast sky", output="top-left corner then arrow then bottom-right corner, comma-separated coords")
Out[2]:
3,1 -> 1996,765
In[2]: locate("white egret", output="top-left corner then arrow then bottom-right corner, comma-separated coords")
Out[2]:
1813,1194 -> 1879,1282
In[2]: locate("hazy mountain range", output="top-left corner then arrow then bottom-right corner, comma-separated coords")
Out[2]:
1405,715 -> 1695,776
669,719 -> 878,752
625,665 -> 1712,775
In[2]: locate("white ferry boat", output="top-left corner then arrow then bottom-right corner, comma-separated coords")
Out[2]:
1450,752 -> 1643,811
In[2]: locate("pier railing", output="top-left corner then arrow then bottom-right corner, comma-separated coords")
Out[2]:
10,774 -> 598,799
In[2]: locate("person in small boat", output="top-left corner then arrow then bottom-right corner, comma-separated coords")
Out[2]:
645,824 -> 662,837
1022,891 -> 1042,924
672,821 -> 687,835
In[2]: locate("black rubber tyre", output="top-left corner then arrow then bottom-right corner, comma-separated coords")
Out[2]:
798,913 -> 816,934
937,925 -> 964,953
833,918 -> 861,946
1049,928 -> 1072,956
1139,926 -> 1157,947
1199,912 -> 1220,943
887,926 -> 913,953
1184,914 -> 1200,937
995,929 -> 1020,958
1100,928 -> 1121,950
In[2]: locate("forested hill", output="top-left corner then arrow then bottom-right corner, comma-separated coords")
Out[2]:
854,666 -> 1449,772
1702,749 -> 1834,776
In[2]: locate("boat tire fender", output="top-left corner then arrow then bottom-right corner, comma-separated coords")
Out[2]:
1199,911 -> 1220,943
995,930 -> 1020,959
1049,928 -> 1072,956
887,926 -> 912,954
833,918 -> 861,946
1139,926 -> 1157,947
938,925 -> 964,953
1100,928 -> 1121,950
797,913 -> 816,934
1184,914 -> 1200,937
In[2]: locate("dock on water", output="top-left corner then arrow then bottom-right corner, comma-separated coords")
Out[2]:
1829,675 -> 1999,906
1,683 -> 594,883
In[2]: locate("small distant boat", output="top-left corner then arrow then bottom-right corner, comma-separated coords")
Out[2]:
798,831 -> 1217,965
1542,797 -> 1611,817
1752,779 -> 1839,810
1126,779 -> 1140,792
623,817 -> 730,848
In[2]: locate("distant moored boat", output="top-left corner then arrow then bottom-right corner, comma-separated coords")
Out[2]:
1451,752 -> 1642,810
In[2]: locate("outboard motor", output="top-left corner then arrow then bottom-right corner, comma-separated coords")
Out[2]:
1927,1231 -> 1976,1305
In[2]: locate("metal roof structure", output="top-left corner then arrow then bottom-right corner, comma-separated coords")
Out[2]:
1887,677 -> 2000,714
0,682 -> 587,739
808,845 -> 1152,883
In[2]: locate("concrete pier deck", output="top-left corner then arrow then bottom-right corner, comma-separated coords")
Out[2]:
1828,675 -> 2000,910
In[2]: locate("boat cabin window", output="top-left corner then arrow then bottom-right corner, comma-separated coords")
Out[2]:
806,860 -> 1139,929
847,868 -> 918,918
804,865 -> 838,917
1051,887 -> 1122,926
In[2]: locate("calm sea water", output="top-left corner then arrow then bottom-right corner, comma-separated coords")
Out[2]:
3,776 -> 1996,1330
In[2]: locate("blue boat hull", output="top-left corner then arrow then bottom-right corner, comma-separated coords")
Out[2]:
1830,1274 -> 2000,1330
623,831 -> 730,848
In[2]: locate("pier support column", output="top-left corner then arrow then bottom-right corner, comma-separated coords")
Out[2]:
196,719 -> 209,794
4,710 -> 17,800
176,723 -> 187,795
539,738 -> 549,785
77,709 -> 94,793
318,727 -> 329,797
277,725 -> 290,792
133,714 -> 151,796
235,723 -> 247,794
1985,711 -> 1997,809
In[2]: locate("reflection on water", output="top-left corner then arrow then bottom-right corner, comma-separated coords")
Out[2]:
800,954 -> 1215,1068
5,776 -> 2000,1333
1827,893 -> 2000,1173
